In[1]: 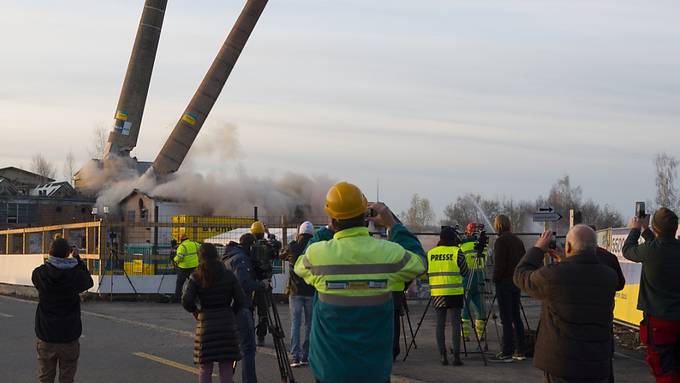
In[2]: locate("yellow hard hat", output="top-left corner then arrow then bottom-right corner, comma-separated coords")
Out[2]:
250,221 -> 265,235
324,181 -> 368,220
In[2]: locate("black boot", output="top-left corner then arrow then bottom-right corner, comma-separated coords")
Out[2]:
452,353 -> 463,366
440,352 -> 449,366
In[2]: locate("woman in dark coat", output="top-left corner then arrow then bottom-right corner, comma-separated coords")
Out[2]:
182,243 -> 245,383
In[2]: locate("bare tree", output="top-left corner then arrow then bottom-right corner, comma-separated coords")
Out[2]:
655,152 -> 678,210
402,194 -> 435,231
31,154 -> 56,180
63,151 -> 76,185
89,123 -> 109,159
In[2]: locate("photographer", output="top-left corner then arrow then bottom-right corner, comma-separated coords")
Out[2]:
223,233 -> 265,383
294,181 -> 426,383
514,226 -> 617,383
460,223 -> 488,342
249,221 -> 277,346
32,238 -> 93,383
623,208 -> 680,382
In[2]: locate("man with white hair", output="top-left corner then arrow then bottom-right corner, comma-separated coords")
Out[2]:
514,225 -> 618,383
282,221 -> 316,367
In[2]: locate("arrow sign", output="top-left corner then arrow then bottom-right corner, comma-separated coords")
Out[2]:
533,210 -> 562,222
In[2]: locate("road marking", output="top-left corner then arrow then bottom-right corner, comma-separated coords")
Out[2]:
133,352 -> 198,375
614,351 -> 646,364
0,312 -> 13,318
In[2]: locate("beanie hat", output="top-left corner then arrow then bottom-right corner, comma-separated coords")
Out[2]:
49,238 -> 71,259
298,221 -> 315,236
440,226 -> 458,241
653,208 -> 679,238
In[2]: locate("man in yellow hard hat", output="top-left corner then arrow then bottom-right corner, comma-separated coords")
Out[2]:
295,181 -> 427,383
249,220 -> 276,346
173,233 -> 199,303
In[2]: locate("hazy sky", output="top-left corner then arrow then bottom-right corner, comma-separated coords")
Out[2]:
1,0 -> 679,218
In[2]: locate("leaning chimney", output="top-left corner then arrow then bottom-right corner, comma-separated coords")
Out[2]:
153,0 -> 268,175
104,0 -> 168,160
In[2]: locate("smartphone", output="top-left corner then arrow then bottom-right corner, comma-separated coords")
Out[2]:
635,201 -> 646,219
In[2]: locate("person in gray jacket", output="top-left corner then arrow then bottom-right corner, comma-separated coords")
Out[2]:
514,225 -> 618,383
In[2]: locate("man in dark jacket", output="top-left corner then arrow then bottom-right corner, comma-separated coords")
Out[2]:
223,233 -> 265,383
491,214 -> 526,362
623,207 -> 680,383
514,226 -> 618,383
282,221 -> 316,367
32,238 -> 93,383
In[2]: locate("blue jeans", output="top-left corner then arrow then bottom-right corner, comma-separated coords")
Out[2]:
289,295 -> 313,361
236,309 -> 257,383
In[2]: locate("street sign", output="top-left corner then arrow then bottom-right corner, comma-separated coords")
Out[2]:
533,207 -> 563,222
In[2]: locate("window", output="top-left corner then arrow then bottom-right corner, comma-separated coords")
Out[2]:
5,203 -> 29,224
127,210 -> 136,222
6,203 -> 17,224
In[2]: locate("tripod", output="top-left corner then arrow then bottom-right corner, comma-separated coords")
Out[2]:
96,234 -> 138,300
401,296 -> 417,351
262,287 -> 297,383
461,245 -> 495,355
403,292 -> 487,365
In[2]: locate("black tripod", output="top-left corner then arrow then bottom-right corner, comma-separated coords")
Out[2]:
262,288 -> 297,383
403,293 -> 487,365
400,297 -> 417,351
96,234 -> 138,300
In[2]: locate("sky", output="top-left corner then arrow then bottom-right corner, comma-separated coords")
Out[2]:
1,0 -> 679,219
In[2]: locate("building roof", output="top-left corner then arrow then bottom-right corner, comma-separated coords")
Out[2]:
0,178 -> 18,196
30,181 -> 76,197
0,166 -> 55,184
119,189 -> 177,204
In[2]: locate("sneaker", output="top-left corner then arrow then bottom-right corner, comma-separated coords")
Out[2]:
257,337 -> 265,347
300,359 -> 309,367
440,353 -> 449,366
290,358 -> 302,368
489,352 -> 514,363
452,354 -> 463,366
512,352 -> 526,361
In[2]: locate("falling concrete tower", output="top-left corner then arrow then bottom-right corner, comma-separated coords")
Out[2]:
153,0 -> 268,175
104,0 -> 168,159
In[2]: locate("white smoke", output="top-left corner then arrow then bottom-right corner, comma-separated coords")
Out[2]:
80,121 -> 335,220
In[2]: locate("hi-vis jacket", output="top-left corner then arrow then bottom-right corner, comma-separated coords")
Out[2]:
294,224 -> 426,383
459,239 -> 488,270
174,240 -> 200,269
427,245 -> 468,296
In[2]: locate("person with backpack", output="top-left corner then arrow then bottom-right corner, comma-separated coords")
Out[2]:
223,233 -> 265,383
182,243 -> 245,383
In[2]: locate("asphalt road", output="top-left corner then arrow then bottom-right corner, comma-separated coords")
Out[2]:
0,295 -> 652,383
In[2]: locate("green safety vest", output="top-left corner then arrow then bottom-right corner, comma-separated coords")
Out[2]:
427,245 -> 464,296
174,240 -> 199,269
459,240 -> 488,270
295,226 -> 425,306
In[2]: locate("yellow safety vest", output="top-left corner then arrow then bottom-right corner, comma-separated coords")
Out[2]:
294,227 -> 425,306
459,240 -> 488,270
427,245 -> 464,296
174,240 -> 199,269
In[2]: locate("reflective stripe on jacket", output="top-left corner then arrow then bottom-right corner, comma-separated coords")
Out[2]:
174,240 -> 199,269
294,225 -> 426,383
460,240 -> 488,270
427,245 -> 464,296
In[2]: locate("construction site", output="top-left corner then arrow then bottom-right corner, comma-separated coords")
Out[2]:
1,0 -> 675,382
